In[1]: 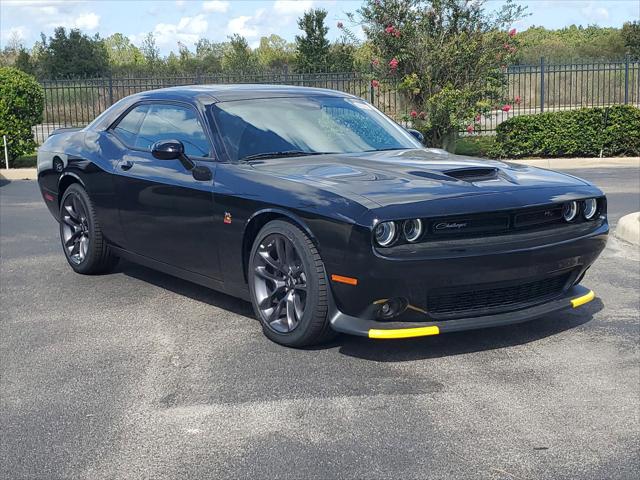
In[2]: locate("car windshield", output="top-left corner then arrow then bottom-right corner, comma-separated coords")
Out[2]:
209,96 -> 421,162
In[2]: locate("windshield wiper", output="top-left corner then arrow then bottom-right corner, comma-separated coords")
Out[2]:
240,150 -> 328,161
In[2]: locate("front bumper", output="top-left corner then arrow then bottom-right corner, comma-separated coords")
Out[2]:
330,285 -> 595,339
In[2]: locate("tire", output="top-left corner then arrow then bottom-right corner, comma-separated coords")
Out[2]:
59,183 -> 118,274
248,219 -> 336,347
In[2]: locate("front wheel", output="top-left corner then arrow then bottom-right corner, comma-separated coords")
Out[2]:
248,220 -> 335,347
59,184 -> 118,274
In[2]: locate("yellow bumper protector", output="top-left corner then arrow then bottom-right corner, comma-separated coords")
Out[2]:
368,325 -> 440,339
571,290 -> 595,308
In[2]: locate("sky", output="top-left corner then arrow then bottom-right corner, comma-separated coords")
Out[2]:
1,0 -> 639,54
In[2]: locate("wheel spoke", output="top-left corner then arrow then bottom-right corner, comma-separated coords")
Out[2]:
255,265 -> 283,283
293,282 -> 307,291
258,249 -> 282,273
64,205 -> 80,222
65,231 -> 81,247
275,237 -> 287,265
258,285 -> 285,309
285,291 -> 297,330
269,299 -> 285,325
79,236 -> 88,260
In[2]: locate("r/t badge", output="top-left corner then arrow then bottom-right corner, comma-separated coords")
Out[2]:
223,212 -> 232,224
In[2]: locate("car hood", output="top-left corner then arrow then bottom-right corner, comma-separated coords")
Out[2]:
248,148 -> 591,208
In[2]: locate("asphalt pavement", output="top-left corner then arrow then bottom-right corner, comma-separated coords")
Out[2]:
1,166 -> 639,480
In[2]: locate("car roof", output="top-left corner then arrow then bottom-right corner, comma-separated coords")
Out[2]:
89,84 -> 361,131
139,84 -> 359,103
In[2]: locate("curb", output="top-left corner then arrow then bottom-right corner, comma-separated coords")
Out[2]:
510,157 -> 639,170
0,168 -> 38,180
615,212 -> 640,246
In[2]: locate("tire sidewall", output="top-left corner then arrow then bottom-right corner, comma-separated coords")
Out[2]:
248,220 -> 325,346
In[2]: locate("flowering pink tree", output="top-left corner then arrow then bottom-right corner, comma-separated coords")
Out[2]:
351,0 -> 526,150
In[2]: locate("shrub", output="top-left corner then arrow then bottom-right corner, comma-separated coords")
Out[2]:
492,105 -> 640,158
455,136 -> 496,157
0,67 -> 44,166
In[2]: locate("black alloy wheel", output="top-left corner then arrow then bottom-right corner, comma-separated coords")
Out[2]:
248,220 -> 335,347
61,192 -> 90,264
59,184 -> 118,274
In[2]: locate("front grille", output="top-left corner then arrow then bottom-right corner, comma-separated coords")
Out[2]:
427,273 -> 571,317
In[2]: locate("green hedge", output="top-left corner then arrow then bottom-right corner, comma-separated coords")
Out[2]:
0,67 -> 44,166
491,105 -> 640,158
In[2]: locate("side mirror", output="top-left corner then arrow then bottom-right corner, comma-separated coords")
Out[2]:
407,128 -> 425,144
151,139 -> 195,170
151,139 -> 185,160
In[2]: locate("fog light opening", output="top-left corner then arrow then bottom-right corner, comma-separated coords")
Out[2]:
376,297 -> 408,319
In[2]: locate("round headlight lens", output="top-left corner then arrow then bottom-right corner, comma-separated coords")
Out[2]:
403,219 -> 423,242
374,221 -> 397,247
583,198 -> 598,220
562,201 -> 578,222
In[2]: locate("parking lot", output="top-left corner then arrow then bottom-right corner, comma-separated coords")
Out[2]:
1,166 -> 639,479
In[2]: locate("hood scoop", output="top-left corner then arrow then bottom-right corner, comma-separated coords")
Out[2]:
443,167 -> 499,182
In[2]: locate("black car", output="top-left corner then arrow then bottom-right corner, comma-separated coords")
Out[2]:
37,85 -> 607,347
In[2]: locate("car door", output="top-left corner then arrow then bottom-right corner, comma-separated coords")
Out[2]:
109,101 -> 221,280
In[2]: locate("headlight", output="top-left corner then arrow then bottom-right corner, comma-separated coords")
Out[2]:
583,198 -> 598,220
562,201 -> 578,222
374,221 -> 397,247
403,219 -> 423,242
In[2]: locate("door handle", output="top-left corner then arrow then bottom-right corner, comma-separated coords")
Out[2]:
120,160 -> 134,171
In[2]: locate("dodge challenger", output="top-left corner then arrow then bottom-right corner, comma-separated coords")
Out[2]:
37,85 -> 607,347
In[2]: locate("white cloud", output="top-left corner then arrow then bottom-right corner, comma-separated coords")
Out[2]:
202,1 -> 229,13
273,0 -> 313,15
73,12 -> 100,30
227,15 -> 259,38
151,14 -> 209,48
580,1 -> 610,22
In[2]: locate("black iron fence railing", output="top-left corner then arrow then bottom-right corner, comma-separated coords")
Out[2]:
34,58 -> 640,144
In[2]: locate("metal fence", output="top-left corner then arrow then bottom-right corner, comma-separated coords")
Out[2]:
34,58 -> 640,143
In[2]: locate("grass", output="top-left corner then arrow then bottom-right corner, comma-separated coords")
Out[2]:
455,136 -> 496,157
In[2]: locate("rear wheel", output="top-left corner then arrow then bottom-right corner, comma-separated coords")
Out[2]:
59,184 -> 118,274
248,220 -> 335,347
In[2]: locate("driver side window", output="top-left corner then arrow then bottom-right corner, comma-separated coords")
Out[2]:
134,104 -> 211,157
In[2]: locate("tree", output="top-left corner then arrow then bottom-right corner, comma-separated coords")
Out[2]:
140,32 -> 160,66
622,22 -> 640,60
221,34 -> 260,73
516,25 -> 625,63
256,35 -> 295,70
0,67 -> 44,164
353,0 -> 526,150
104,33 -> 144,69
195,39 -> 225,72
38,27 -> 109,78
295,8 -> 330,72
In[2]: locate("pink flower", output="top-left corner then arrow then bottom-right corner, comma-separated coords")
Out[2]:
501,104 -> 512,112
372,58 -> 380,66
337,22 -> 344,29
385,25 -> 395,34
371,79 -> 380,88
509,28 -> 517,37
418,111 -> 426,119
514,95 -> 521,105
466,125 -> 474,134
389,57 -> 399,70
475,114 -> 482,122
410,110 -> 418,118
394,30 -> 401,38
503,43 -> 511,51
